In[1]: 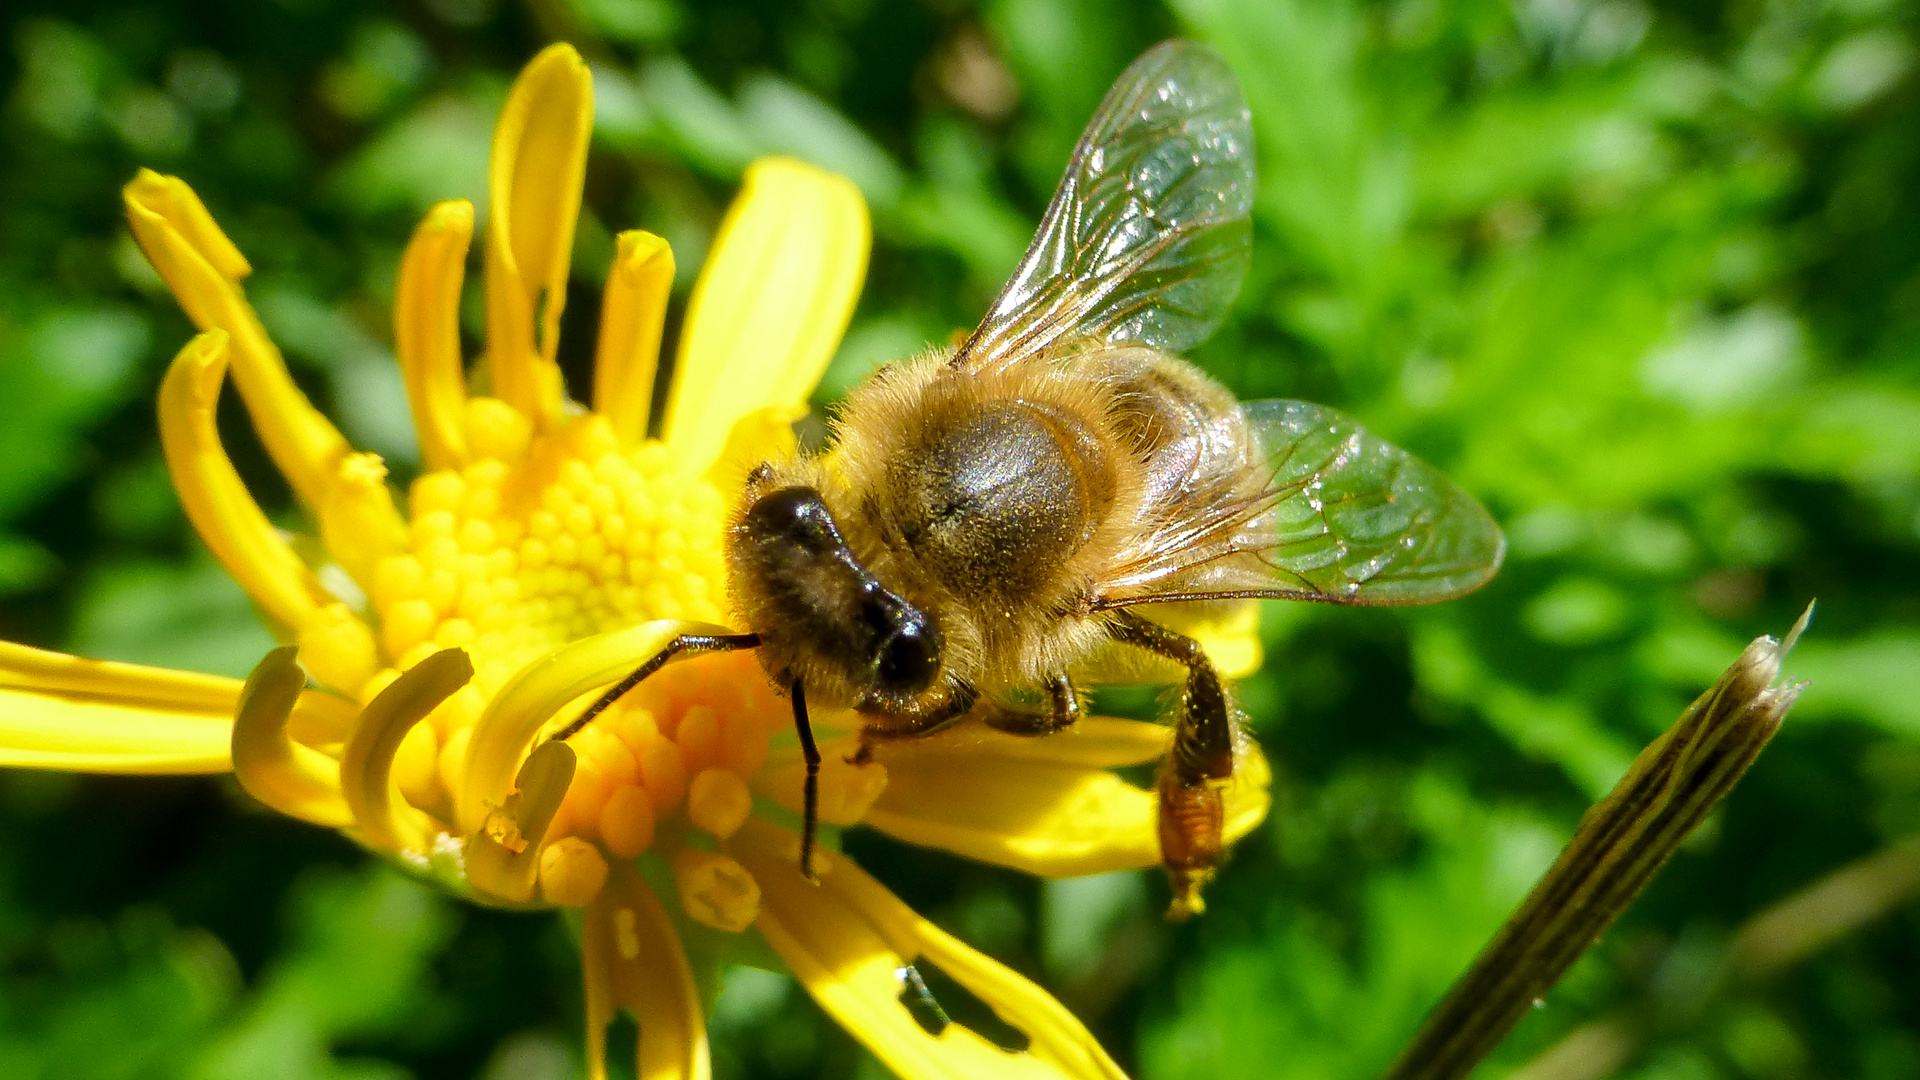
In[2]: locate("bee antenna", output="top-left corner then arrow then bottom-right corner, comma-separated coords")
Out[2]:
550,632 -> 760,742
791,678 -> 822,883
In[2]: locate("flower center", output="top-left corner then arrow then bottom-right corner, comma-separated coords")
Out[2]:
290,411 -> 891,915
369,414 -> 731,689
551,648 -> 787,853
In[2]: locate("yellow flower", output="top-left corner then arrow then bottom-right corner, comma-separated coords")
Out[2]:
0,44 -> 1271,1080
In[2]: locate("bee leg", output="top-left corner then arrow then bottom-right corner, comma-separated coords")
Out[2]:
552,632 -> 761,742
858,682 -> 980,742
984,674 -> 1082,736
791,678 -> 823,883
1105,610 -> 1233,920
851,681 -> 980,772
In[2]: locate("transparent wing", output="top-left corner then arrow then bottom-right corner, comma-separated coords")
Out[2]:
955,40 -> 1254,369
1100,400 -> 1505,608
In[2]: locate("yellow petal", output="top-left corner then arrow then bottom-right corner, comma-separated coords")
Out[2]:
397,200 -> 474,470
1070,602 -> 1264,684
0,687 -> 232,773
458,619 -> 734,833
341,648 -> 472,853
1168,601 -> 1264,680
484,43 -> 592,429
705,406 -> 799,492
158,330 -> 332,631
124,170 -> 349,508
0,641 -> 347,775
593,230 -> 675,445
855,719 -> 1271,877
583,863 -> 711,1080
232,646 -> 354,827
663,157 -> 869,472
0,641 -> 238,773
732,820 -> 1126,1080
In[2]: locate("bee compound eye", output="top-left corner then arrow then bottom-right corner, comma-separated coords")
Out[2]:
875,615 -> 940,696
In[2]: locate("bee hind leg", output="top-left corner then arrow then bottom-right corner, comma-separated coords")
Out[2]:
1105,609 -> 1234,920
984,674 -> 1082,736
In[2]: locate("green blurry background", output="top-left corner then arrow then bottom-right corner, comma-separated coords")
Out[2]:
2,0 -> 1917,1077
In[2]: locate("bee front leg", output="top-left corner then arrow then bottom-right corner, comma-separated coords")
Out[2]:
984,674 -> 1082,736
794,678 -> 979,883
858,682 -> 980,741
1105,610 -> 1234,920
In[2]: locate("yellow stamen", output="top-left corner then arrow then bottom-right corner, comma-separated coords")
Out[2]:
397,200 -> 475,470
157,330 -> 332,631
484,43 -> 592,429
599,785 -> 657,857
555,753 -> 608,842
295,603 -> 380,698
687,767 -> 752,839
540,835 -> 610,906
464,398 -> 533,463
671,847 -> 761,932
594,231 -> 674,446
230,646 -> 353,827
636,726 -> 689,811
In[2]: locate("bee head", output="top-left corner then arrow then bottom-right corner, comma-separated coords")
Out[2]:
733,485 -> 942,701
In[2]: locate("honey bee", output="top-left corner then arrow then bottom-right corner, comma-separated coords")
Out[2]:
559,40 -> 1504,917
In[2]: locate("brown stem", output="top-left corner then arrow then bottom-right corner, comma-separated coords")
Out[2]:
1379,605 -> 1812,1080
1507,830 -> 1920,1080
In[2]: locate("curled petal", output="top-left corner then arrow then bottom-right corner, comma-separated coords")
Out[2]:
397,199 -> 475,470
855,720 -> 1271,876
484,42 -> 592,429
124,170 -> 348,507
733,820 -> 1125,1080
232,646 -> 353,827
158,330 -> 333,631
342,649 -> 472,853
583,863 -> 711,1080
458,620 -> 731,834
467,739 -> 576,904
594,230 -> 675,446
663,157 -> 868,472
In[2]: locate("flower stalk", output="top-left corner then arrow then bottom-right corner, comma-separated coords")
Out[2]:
1381,604 -> 1813,1080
